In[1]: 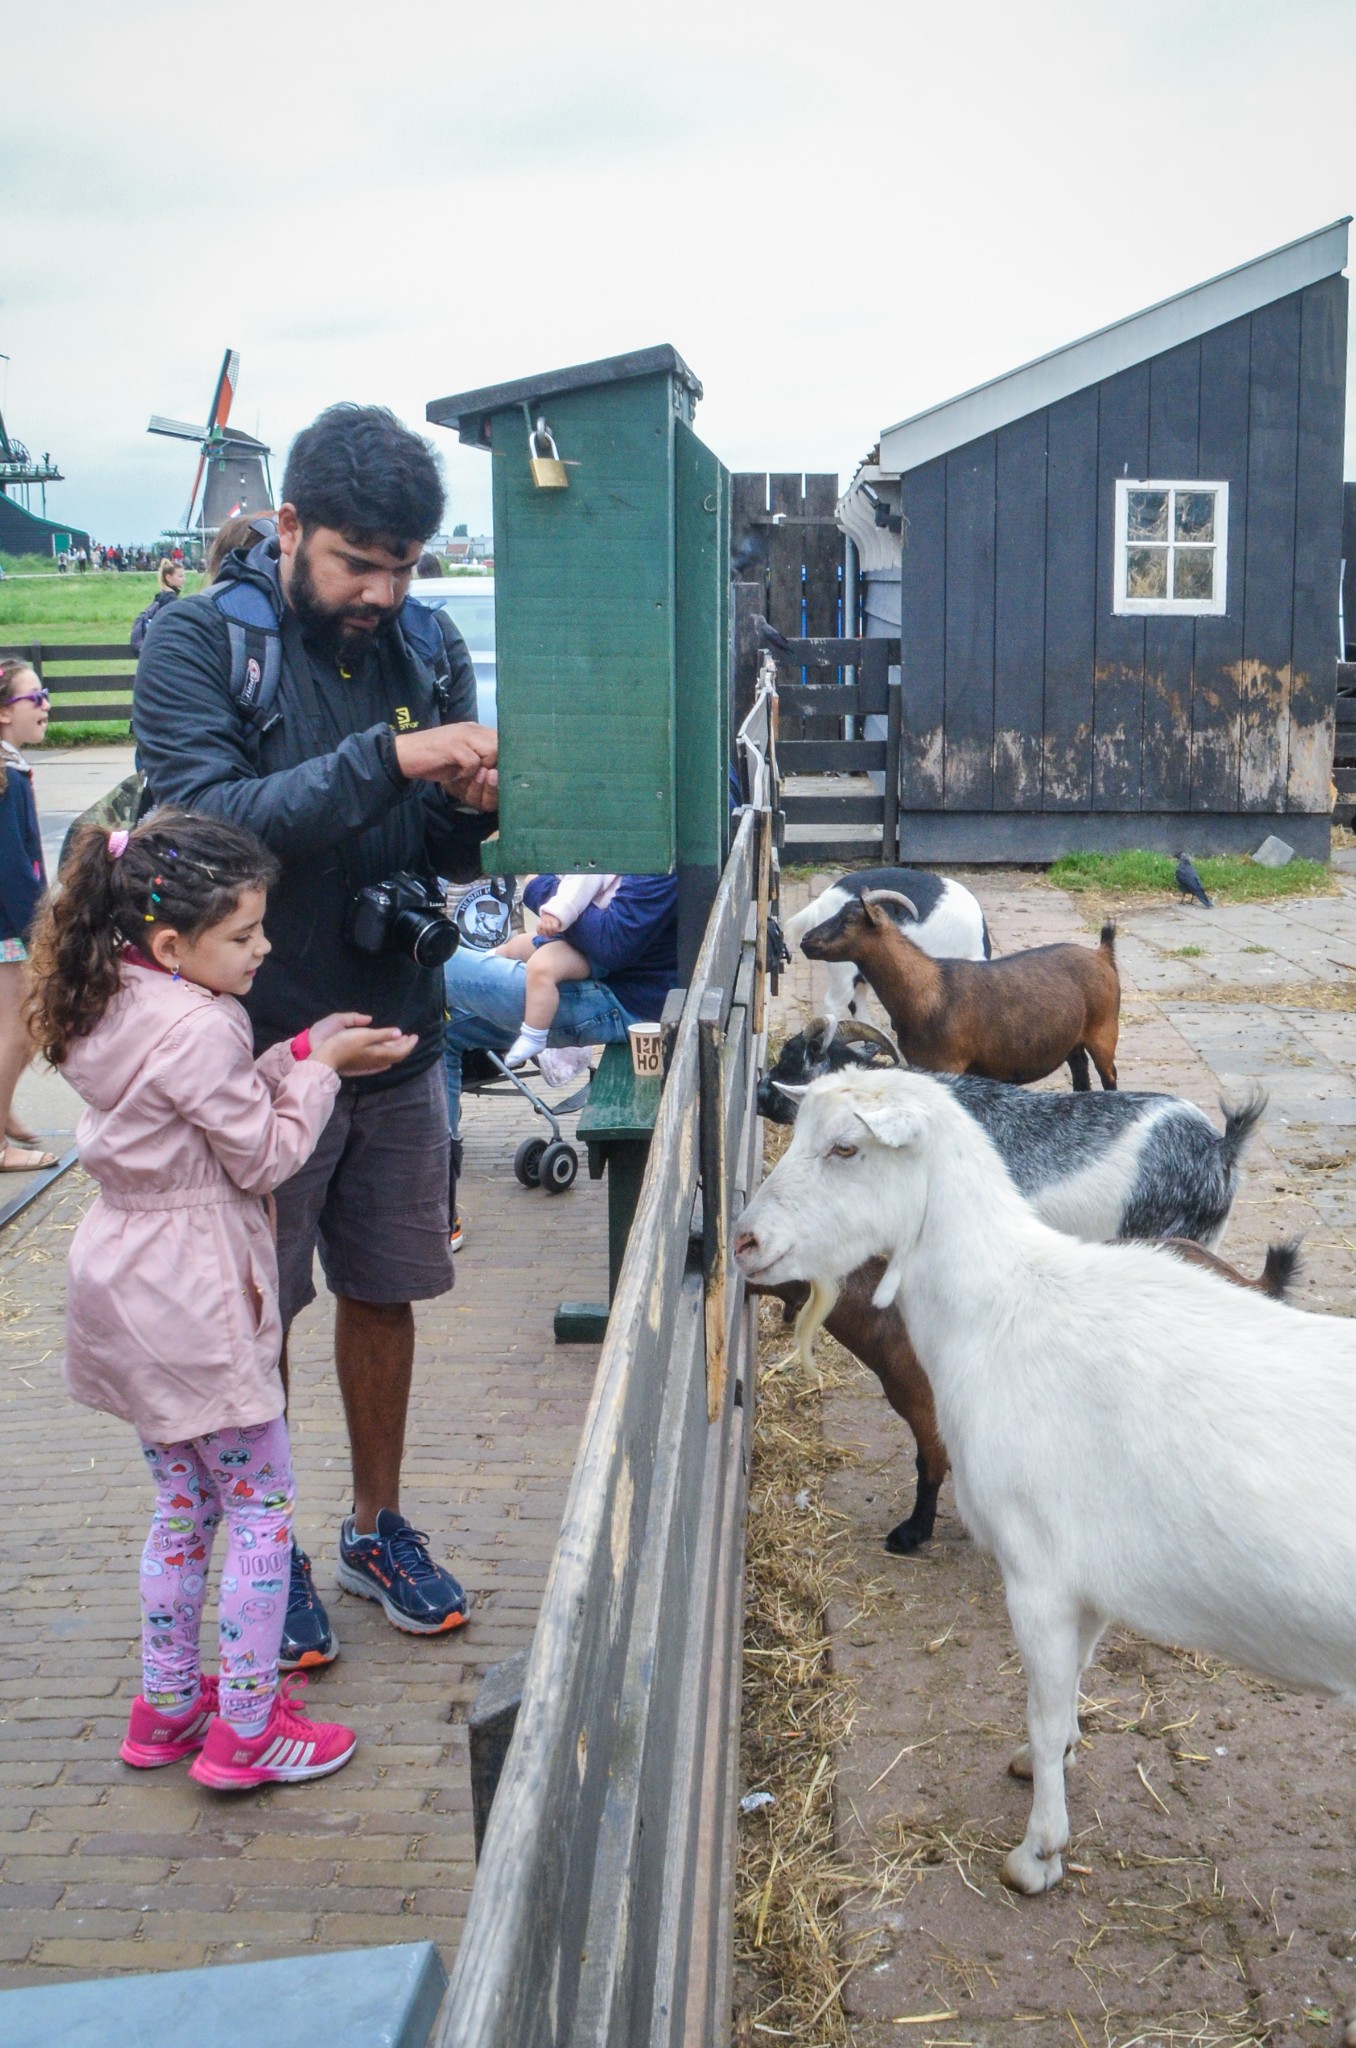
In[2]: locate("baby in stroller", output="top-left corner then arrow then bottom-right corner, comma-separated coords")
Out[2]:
496,871 -> 620,1069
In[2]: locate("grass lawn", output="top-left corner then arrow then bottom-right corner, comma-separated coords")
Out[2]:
1048,847 -> 1335,901
0,570 -> 183,739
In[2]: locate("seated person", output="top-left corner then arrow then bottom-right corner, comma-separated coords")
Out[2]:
443,869 -> 679,1158
496,871 -> 621,1068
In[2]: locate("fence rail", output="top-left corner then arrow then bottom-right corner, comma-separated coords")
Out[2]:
0,640 -> 135,723
439,698 -> 774,2046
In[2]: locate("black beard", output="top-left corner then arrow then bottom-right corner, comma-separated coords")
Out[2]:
288,539 -> 395,670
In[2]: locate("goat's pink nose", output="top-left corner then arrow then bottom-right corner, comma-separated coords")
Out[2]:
733,1229 -> 758,1259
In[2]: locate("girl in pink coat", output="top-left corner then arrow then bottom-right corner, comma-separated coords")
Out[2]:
29,809 -> 416,1791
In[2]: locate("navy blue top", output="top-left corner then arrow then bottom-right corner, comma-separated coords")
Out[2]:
522,873 -> 679,1021
0,757 -> 46,942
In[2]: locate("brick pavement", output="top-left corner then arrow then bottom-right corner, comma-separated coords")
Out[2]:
0,1085 -> 608,1985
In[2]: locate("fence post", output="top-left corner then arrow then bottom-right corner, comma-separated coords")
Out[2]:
884,675 -> 902,864
698,988 -> 728,1424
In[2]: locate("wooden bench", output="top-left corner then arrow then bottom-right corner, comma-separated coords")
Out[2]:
554,1041 -> 661,1343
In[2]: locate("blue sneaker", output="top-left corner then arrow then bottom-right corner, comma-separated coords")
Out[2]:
336,1511 -> 471,1635
278,1543 -> 339,1671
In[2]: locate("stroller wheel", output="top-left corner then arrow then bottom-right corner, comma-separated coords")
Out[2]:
539,1141 -> 579,1194
514,1135 -> 548,1188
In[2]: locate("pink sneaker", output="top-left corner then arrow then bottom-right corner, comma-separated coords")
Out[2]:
120,1677 -> 219,1768
188,1677 -> 356,1790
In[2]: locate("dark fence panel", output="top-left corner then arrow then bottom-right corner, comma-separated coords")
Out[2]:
0,640 -> 135,724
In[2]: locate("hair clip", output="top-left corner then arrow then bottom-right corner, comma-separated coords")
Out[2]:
108,830 -> 130,860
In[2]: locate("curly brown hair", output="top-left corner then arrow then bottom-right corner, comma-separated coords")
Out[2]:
27,807 -> 278,1066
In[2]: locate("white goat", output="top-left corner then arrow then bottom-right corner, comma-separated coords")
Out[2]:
733,1068 -> 1356,1895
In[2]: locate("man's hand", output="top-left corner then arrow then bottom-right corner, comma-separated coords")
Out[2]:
312,1026 -> 418,1075
393,724 -> 499,810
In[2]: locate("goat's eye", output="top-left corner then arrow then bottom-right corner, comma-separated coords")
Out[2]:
829,1142 -> 858,1160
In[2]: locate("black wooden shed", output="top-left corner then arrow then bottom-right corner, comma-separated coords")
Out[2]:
840,219 -> 1350,860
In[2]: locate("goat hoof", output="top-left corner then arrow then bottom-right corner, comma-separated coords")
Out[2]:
1002,1843 -> 1064,1894
1008,1743 -> 1033,1780
883,1519 -> 930,1556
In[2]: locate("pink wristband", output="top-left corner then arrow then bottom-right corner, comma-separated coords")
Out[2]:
290,1029 -> 312,1062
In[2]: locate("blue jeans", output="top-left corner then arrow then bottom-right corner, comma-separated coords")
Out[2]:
443,946 -> 637,1138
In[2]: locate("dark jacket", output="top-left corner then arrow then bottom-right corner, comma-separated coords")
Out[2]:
129,586 -> 180,654
0,754 -> 46,943
132,540 -> 492,1087
522,873 -> 678,1020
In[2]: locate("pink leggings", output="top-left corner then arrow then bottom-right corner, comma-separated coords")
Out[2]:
139,1418 -> 294,1733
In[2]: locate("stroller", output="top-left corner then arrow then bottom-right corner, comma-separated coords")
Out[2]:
449,879 -> 591,1195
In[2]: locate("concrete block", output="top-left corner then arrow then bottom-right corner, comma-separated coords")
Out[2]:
1253,833 -> 1295,867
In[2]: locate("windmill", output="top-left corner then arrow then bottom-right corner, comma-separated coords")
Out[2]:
148,349 -> 274,538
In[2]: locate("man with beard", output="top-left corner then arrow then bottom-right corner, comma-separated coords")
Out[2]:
132,404 -> 498,1665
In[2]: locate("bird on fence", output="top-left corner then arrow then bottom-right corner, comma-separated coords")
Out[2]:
752,613 -> 795,655
1174,854 -> 1213,907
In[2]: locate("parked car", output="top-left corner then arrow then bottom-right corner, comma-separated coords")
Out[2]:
407,576 -> 496,725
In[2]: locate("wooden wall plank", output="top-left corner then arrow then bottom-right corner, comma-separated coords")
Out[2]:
1141,340 -> 1201,811
1239,293 -> 1302,810
993,411 -> 1047,810
1287,275 -> 1348,811
1190,312 -> 1251,812
801,474 -> 841,637
766,473 -> 805,634
1042,385 -> 1099,811
898,457 -> 947,810
1092,363 -> 1149,810
943,437 -> 996,808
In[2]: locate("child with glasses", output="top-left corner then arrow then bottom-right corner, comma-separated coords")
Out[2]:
0,660 -> 53,1170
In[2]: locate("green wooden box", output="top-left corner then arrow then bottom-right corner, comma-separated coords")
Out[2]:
426,346 -> 730,891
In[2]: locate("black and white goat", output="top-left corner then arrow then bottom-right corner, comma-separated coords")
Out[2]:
755,1020 -> 1265,1549
783,868 -> 990,1024
735,1070 -> 1356,1895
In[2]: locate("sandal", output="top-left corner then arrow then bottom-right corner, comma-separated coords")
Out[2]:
0,1143 -> 58,1172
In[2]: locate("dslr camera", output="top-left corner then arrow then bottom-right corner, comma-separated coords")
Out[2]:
344,872 -> 460,968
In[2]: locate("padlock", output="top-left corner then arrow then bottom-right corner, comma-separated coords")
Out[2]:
528,421 -> 568,490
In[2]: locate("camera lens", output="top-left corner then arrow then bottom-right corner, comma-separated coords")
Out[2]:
392,908 -> 460,967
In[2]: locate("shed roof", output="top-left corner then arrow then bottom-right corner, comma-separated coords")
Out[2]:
426,344 -> 702,447
878,219 -> 1350,476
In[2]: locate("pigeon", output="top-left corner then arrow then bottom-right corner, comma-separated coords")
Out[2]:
1174,853 -> 1213,908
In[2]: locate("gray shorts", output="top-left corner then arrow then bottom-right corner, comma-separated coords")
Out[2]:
275,1060 -> 453,1328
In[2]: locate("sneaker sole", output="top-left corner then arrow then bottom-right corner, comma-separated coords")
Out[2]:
335,1559 -> 470,1634
188,1737 -> 357,1791
278,1634 -> 339,1673
120,1738 -> 204,1769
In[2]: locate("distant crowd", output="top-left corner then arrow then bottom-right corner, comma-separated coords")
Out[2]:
57,542 -> 187,574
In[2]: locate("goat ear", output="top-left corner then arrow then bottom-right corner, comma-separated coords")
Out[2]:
853,1095 -> 928,1150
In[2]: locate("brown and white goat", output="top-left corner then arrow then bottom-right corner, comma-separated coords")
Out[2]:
801,891 -> 1120,1089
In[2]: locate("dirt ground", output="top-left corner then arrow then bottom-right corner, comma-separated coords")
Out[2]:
761,864 -> 1356,2048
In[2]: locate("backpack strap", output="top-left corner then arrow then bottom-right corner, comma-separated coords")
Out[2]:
209,578 -> 285,734
396,597 -> 453,721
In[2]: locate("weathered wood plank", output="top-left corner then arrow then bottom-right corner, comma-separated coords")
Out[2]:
1287,275 -> 1347,811
943,436 -> 996,808
1042,385 -> 1099,810
779,739 -> 887,772
1142,341 -> 1201,812
894,806 -> 1330,861
1092,362 -> 1149,810
699,992 -> 729,1424
993,410 -> 1047,810
1190,312 -> 1251,813
780,793 -> 883,823
1239,293 -> 1302,810
898,457 -> 946,809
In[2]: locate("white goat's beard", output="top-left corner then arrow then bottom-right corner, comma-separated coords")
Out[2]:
793,1278 -> 840,1373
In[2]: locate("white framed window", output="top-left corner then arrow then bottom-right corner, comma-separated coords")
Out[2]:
1113,479 -> 1228,616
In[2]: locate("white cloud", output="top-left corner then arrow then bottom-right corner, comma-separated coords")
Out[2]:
3,0 -> 1353,541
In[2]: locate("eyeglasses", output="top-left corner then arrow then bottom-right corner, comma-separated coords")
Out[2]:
6,689 -> 50,708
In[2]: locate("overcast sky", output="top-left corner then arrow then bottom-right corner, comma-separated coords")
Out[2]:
4,0 -> 1355,544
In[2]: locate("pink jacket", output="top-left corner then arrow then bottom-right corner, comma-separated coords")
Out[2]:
61,962 -> 340,1444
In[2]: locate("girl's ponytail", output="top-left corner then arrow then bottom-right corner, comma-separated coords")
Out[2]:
27,807 -> 278,1066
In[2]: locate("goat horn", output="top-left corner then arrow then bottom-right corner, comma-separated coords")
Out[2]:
834,1019 -> 903,1062
862,888 -> 919,919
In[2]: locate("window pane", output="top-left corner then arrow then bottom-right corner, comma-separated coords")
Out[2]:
1126,490 -> 1169,541
1174,491 -> 1216,542
1173,547 -> 1215,600
1126,546 -> 1169,598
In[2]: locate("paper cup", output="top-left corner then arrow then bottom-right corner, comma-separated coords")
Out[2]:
628,1022 -> 664,1079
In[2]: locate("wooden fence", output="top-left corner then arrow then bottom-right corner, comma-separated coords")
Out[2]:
438,694 -> 775,2047
730,473 -> 844,735
0,641 -> 135,724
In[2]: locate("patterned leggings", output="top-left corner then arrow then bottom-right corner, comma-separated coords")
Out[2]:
139,1418 -> 294,1733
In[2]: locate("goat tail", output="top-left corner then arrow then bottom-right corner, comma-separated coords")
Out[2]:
1261,1241 -> 1303,1299
1098,920 -> 1117,952
793,1277 -> 839,1374
1219,1086 -> 1268,1173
